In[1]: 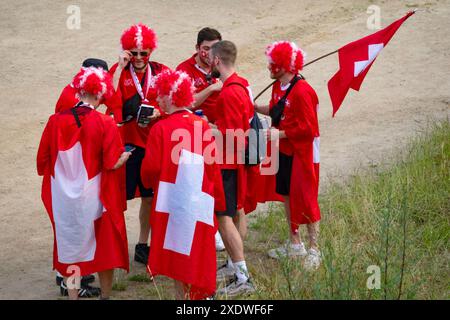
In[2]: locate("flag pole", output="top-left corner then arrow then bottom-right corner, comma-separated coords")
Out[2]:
253,49 -> 339,102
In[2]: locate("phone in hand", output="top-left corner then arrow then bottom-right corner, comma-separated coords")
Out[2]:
125,145 -> 136,153
137,104 -> 155,126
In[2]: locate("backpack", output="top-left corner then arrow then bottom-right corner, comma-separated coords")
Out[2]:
226,82 -> 267,166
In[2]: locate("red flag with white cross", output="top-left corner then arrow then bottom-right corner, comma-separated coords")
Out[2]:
328,11 -> 415,116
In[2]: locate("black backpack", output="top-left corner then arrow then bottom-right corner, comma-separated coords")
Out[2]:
226,82 -> 267,166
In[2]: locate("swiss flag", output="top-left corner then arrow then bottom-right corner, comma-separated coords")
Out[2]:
328,11 -> 415,116
141,110 -> 225,299
36,106 -> 129,277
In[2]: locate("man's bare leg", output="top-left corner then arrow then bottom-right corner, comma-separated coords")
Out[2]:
138,197 -> 152,244
232,208 -> 247,240
218,215 -> 244,262
98,269 -> 114,299
307,222 -> 320,251
283,196 -> 302,244
64,277 -> 79,300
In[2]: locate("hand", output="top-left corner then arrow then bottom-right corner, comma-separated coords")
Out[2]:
118,50 -> 132,69
209,80 -> 223,92
266,127 -> 280,141
148,108 -> 161,121
113,151 -> 132,169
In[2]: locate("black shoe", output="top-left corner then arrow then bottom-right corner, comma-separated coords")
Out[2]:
134,243 -> 150,265
56,274 -> 95,286
60,281 -> 101,298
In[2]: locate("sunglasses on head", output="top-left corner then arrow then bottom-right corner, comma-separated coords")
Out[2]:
130,51 -> 149,57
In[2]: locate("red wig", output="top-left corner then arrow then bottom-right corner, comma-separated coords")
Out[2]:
154,69 -> 195,108
120,23 -> 157,51
265,41 -> 306,74
72,67 -> 114,100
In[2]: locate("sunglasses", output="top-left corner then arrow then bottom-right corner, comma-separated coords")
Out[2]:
130,51 -> 149,57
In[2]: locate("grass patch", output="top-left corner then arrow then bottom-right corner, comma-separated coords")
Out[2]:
250,120 -> 449,299
128,273 -> 152,283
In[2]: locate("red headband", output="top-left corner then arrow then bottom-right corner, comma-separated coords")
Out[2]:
266,41 -> 306,74
154,69 -> 195,108
72,67 -> 114,100
121,23 -> 157,51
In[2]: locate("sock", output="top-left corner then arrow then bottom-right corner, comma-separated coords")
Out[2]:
233,261 -> 249,283
227,257 -> 233,268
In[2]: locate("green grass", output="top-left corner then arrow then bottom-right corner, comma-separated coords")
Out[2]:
248,119 -> 450,299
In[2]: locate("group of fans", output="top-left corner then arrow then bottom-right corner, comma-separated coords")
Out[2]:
37,23 -> 321,300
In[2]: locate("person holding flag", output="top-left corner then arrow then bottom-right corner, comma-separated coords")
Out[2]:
37,67 -> 131,299
111,23 -> 169,265
255,41 -> 322,270
141,69 -> 225,299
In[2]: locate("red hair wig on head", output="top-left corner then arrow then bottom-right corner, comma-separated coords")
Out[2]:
120,23 -> 157,51
72,66 -> 114,101
154,69 -> 195,108
265,41 -> 306,74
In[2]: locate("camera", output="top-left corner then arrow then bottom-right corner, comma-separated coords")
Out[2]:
136,104 -> 155,126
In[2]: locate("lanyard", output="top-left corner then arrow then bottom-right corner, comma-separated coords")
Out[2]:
130,64 -> 151,101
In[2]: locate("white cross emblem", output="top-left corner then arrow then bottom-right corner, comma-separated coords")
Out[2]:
155,149 -> 215,256
354,43 -> 384,77
51,142 -> 104,264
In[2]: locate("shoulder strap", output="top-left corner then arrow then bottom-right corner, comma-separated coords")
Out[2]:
280,75 -> 301,101
71,108 -> 82,128
226,82 -> 250,96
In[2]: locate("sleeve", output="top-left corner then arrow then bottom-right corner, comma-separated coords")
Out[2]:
284,88 -> 316,143
102,117 -> 125,170
141,124 -> 163,189
104,89 -> 123,123
36,116 -> 53,176
55,86 -> 78,113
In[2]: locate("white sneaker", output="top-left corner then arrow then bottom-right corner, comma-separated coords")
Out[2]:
216,263 -> 235,279
304,248 -> 321,270
215,232 -> 225,252
268,242 -> 307,259
217,276 -> 255,297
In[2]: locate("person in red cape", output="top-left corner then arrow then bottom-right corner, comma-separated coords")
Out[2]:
111,23 -> 169,266
255,41 -> 322,270
209,40 -> 256,296
141,69 -> 225,299
176,27 -> 225,252
37,67 -> 131,299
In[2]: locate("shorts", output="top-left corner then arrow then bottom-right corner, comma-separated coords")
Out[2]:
125,145 -> 154,200
276,152 -> 293,196
215,169 -> 238,218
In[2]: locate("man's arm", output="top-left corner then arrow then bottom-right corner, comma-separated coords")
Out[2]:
192,81 -> 223,108
254,102 -> 270,116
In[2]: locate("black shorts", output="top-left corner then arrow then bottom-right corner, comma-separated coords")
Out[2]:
216,169 -> 238,218
125,145 -> 154,200
276,152 -> 293,196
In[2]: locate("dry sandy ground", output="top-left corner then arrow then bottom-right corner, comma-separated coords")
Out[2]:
0,0 -> 448,299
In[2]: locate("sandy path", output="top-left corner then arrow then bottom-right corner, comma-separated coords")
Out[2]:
0,0 -> 448,299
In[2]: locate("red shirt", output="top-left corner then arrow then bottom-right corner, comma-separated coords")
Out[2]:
215,73 -> 254,169
55,83 -> 123,122
176,54 -> 219,123
111,61 -> 169,148
269,79 -> 320,156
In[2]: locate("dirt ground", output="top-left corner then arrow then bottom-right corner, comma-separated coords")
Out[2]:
0,0 -> 448,299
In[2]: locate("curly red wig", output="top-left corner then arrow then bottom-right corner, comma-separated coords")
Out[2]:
265,41 -> 306,74
120,23 -> 157,51
154,69 -> 195,108
72,67 -> 114,101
